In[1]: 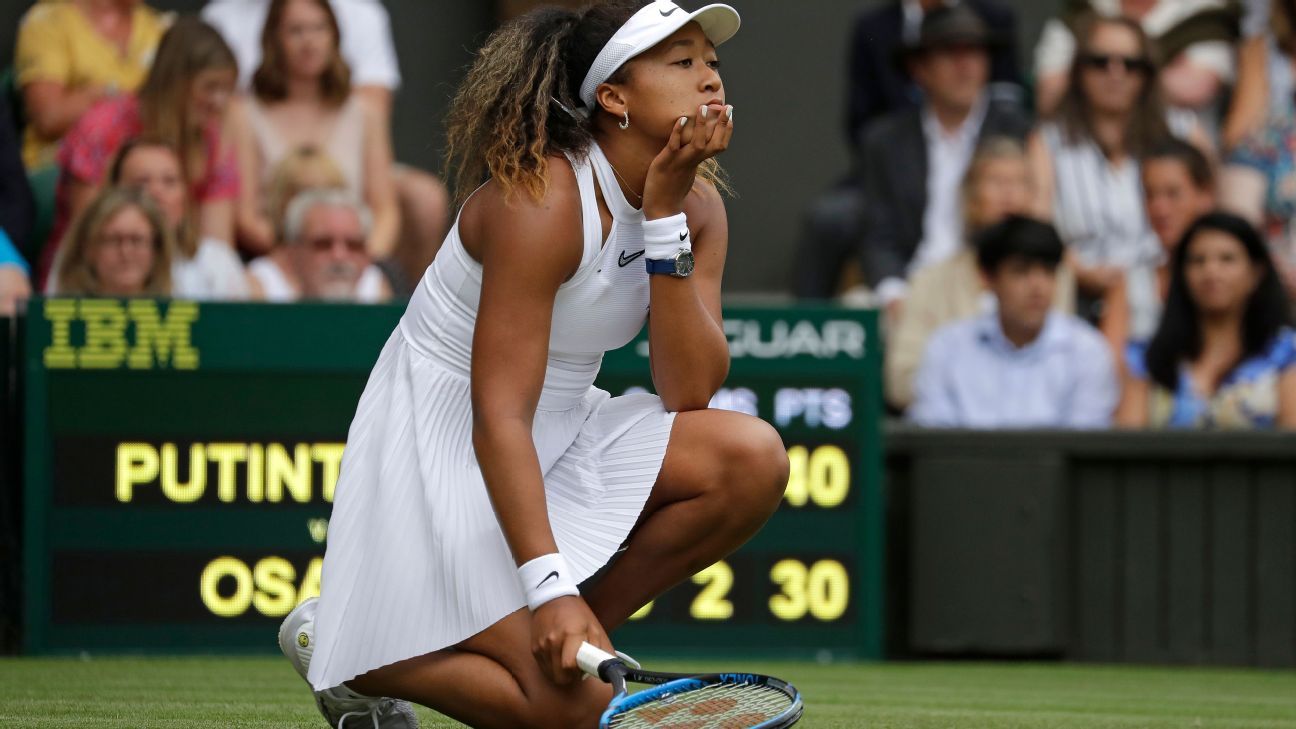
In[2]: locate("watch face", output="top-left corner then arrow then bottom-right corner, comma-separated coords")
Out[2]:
675,249 -> 696,277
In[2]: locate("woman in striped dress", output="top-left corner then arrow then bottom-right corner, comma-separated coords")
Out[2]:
1028,14 -> 1207,319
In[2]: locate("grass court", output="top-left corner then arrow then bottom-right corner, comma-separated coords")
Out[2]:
2,656 -> 1294,728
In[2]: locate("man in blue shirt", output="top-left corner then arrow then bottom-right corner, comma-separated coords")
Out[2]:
910,216 -> 1118,428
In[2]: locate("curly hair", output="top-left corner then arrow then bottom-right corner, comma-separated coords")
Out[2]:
444,0 -> 729,206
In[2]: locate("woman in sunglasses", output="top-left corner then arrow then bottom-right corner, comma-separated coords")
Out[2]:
1028,14 -> 1210,320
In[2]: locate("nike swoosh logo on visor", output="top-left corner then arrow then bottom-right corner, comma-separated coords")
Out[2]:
660,7 -> 679,16
619,250 -> 646,267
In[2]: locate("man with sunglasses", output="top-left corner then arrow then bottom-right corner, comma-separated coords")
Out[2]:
247,189 -> 393,303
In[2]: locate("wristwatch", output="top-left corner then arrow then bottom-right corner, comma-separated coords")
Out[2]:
645,248 -> 695,278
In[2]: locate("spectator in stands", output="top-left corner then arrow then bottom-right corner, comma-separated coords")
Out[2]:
1033,0 -> 1239,118
107,137 -> 249,299
859,4 -> 1032,323
228,0 -> 398,260
0,95 -> 34,262
1219,2 -> 1296,294
886,138 -> 1077,409
909,216 -> 1118,429
43,16 -> 239,289
845,0 -> 1021,153
1028,15 -> 1202,312
204,0 -> 449,291
1118,212 -> 1296,428
1222,0 -> 1294,149
0,229 -> 31,317
50,186 -> 172,297
264,145 -> 348,242
14,0 -> 171,173
1101,138 -> 1216,353
793,0 -> 1022,300
247,189 -> 391,302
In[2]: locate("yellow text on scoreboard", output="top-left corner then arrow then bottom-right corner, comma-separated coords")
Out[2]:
116,441 -> 345,503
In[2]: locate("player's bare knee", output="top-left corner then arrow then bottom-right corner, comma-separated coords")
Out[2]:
716,416 -> 789,518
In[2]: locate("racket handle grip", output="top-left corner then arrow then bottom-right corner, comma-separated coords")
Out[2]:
577,642 -> 618,680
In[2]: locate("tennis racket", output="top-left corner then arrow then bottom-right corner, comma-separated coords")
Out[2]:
576,642 -> 803,729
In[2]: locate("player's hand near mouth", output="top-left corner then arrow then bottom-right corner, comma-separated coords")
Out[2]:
643,102 -> 734,220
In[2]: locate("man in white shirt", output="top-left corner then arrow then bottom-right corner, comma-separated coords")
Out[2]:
247,189 -> 392,303
909,216 -> 1118,429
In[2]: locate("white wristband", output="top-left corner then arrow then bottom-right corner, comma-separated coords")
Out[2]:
518,553 -> 580,611
643,213 -> 691,260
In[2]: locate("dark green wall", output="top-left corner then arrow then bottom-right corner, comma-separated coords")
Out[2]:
888,429 -> 1296,668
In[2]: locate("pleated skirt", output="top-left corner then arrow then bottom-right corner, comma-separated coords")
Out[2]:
307,329 -> 675,690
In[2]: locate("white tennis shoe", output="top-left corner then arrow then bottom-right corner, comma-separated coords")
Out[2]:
279,597 -> 420,729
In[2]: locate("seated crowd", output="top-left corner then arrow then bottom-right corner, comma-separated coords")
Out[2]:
0,0 -> 451,314
3,0 -> 1296,432
791,0 -> 1296,431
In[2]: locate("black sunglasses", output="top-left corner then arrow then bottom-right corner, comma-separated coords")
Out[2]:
1079,53 -> 1153,74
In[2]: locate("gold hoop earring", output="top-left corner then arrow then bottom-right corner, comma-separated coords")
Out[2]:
619,111 -> 630,131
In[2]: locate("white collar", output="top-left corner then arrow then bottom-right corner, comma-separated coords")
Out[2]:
922,93 -> 989,144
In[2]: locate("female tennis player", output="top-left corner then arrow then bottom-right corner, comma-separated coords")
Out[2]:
278,2 -> 787,727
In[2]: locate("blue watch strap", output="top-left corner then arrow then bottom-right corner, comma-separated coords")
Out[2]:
645,258 -> 677,275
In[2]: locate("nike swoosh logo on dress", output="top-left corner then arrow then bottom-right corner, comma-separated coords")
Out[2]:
619,250 -> 646,267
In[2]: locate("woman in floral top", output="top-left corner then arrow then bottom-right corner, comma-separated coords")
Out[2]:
40,16 -> 239,290
1118,212 -> 1296,428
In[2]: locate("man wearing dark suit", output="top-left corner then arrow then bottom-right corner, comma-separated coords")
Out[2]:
847,0 -> 1022,152
859,4 -> 1032,320
791,0 -> 1022,300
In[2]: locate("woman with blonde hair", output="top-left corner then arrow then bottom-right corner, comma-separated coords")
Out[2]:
229,0 -> 400,259
42,16 -> 239,289
264,144 -> 348,241
886,137 -> 1077,409
51,186 -> 173,297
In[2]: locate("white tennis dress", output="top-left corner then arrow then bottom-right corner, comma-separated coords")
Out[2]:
307,142 -> 676,690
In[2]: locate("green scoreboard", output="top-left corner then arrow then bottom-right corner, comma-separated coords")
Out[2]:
21,298 -> 883,659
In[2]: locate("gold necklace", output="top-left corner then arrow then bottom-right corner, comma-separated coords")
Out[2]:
605,158 -> 644,205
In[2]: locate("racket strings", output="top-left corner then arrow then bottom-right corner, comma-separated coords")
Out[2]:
610,681 -> 794,729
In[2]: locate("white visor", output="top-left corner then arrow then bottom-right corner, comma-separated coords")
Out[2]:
579,0 -> 740,114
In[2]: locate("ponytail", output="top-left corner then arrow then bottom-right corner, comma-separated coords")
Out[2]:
445,8 -> 587,206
